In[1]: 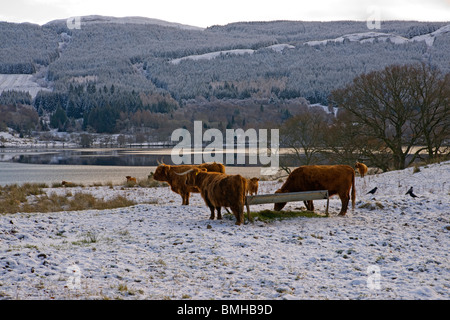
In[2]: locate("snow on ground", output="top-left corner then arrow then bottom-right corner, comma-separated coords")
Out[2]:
0,162 -> 449,300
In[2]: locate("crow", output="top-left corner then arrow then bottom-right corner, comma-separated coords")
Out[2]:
367,187 -> 378,195
406,186 -> 418,198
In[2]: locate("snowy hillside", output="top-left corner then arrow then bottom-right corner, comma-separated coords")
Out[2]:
0,161 -> 449,299
1,19 -> 449,106
411,23 -> 450,46
170,44 -> 294,64
304,23 -> 450,47
170,24 -> 450,65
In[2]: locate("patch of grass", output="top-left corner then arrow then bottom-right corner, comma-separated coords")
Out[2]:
65,193 -> 135,211
0,183 -> 136,214
358,201 -> 384,210
117,176 -> 168,188
250,209 -> 326,222
139,177 -> 167,188
71,231 -> 100,246
0,183 -> 47,214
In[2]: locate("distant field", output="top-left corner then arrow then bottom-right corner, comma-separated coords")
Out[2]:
0,74 -> 50,98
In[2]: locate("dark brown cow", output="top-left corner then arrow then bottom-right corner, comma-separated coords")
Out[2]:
274,165 -> 355,216
182,168 -> 248,225
153,162 -> 225,205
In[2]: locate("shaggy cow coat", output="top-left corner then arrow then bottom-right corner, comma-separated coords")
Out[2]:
153,162 -> 225,205
246,177 -> 259,196
274,165 -> 355,216
185,168 -> 248,225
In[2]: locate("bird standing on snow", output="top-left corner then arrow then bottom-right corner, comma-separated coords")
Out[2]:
367,187 -> 378,195
406,186 -> 418,198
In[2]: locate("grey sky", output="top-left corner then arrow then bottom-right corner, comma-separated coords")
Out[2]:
0,0 -> 449,27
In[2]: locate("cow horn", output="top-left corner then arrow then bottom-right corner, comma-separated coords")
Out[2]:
175,169 -> 194,176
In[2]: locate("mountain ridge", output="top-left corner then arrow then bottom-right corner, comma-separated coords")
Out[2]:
43,14 -> 204,31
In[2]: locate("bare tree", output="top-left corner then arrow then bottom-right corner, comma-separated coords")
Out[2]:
331,64 -> 449,170
279,110 -> 327,172
409,64 -> 450,161
321,110 -> 364,164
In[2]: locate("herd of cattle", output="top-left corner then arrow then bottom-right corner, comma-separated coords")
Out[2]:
149,161 -> 366,225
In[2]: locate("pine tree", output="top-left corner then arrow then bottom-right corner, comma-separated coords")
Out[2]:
50,107 -> 68,131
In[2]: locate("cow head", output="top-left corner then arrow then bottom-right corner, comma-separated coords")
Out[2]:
153,164 -> 170,181
273,188 -> 287,211
355,162 -> 365,169
184,168 -> 207,186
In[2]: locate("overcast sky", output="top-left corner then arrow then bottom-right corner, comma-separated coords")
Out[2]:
1,0 -> 449,27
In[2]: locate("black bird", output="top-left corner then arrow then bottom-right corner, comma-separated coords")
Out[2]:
406,186 -> 418,198
367,187 -> 378,195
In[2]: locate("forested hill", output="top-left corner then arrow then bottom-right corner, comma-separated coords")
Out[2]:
0,16 -> 449,135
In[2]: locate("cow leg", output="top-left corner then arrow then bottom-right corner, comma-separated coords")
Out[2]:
216,207 -> 222,220
238,207 -> 244,225
209,206 -> 215,219
232,206 -> 244,225
304,200 -> 314,211
205,199 -> 215,219
181,192 -> 190,205
338,194 -> 349,216
202,192 -> 216,219
230,207 -> 241,225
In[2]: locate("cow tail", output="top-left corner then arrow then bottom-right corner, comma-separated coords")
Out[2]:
351,170 -> 356,209
242,177 -> 248,202
241,177 -> 248,222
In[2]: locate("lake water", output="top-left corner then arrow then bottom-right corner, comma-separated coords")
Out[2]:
0,147 -> 173,166
0,147 -> 282,166
0,147 -> 267,186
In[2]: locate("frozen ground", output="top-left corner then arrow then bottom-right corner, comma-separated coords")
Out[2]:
0,162 -> 449,300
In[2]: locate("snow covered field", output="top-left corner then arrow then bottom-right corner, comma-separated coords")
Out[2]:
0,162 -> 449,300
0,74 -> 51,99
